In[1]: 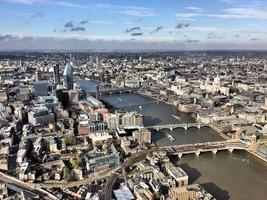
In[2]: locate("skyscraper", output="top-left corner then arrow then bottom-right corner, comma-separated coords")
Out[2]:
264,62 -> 267,72
35,70 -> 42,81
96,85 -> 100,100
63,63 -> 73,90
53,64 -> 60,85
34,81 -> 48,97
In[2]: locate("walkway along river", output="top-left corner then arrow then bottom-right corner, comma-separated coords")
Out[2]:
79,80 -> 267,200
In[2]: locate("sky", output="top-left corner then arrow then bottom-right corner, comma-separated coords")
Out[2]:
0,0 -> 267,51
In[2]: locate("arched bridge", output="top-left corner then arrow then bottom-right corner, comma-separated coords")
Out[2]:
161,139 -> 249,158
88,87 -> 141,96
146,123 -> 209,131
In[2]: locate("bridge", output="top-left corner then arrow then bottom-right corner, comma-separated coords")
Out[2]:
0,172 -> 59,200
88,87 -> 140,96
146,123 -> 208,131
161,139 -> 249,158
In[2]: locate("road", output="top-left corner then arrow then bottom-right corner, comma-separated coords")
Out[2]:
0,172 -> 58,200
104,147 -> 159,200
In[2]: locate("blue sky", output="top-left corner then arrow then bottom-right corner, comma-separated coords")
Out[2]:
0,0 -> 267,50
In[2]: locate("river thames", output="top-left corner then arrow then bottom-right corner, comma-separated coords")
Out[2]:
79,80 -> 267,200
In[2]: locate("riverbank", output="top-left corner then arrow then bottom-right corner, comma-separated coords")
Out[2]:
138,91 -> 231,140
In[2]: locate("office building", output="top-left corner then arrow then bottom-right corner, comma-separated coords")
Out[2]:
53,64 -> 60,85
164,163 -> 188,187
35,96 -> 61,109
17,86 -> 30,101
133,128 -> 151,145
113,187 -> 135,200
35,70 -> 42,81
168,184 -> 215,200
33,81 -> 48,97
28,107 -> 54,126
63,63 -> 73,90
104,111 -> 143,130
133,184 -> 154,200
85,152 -> 120,173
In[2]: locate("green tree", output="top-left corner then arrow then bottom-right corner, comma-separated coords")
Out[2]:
103,143 -> 111,155
70,156 -> 83,169
71,148 -> 77,154
64,135 -> 76,146
63,167 -> 70,179
154,192 -> 161,200
71,111 -> 78,120
87,143 -> 93,151
61,149 -> 70,154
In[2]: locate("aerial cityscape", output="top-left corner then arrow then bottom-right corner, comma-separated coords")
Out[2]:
0,0 -> 267,200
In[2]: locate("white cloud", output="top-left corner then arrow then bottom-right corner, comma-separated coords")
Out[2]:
168,26 -> 222,32
3,0 -> 44,4
51,1 -> 89,9
177,7 -> 267,20
223,7 -> 267,19
96,3 -> 157,17
176,13 -> 203,20
2,1 -> 157,16
188,26 -> 222,32
115,9 -> 156,17
185,7 -> 204,12
220,0 -> 233,3
90,20 -> 114,25
234,28 -> 267,34
2,0 -> 90,8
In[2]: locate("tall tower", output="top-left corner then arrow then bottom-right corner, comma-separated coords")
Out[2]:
63,63 -> 73,90
250,134 -> 258,153
235,128 -> 241,140
96,85 -> 100,100
264,62 -> 267,72
35,70 -> 42,81
53,64 -> 60,85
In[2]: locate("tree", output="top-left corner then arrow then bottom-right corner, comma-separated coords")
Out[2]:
68,108 -> 78,121
154,192 -> 162,200
61,149 -> 70,154
71,112 -> 78,120
64,135 -> 76,146
103,143 -> 111,155
71,148 -> 77,154
63,167 -> 70,179
70,156 -> 83,169
87,143 -> 93,151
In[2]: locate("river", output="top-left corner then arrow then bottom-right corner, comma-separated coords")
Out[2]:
100,93 -> 223,146
78,80 -> 267,200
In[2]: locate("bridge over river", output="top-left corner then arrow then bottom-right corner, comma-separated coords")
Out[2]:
146,123 -> 209,131
88,87 -> 140,96
161,139 -> 249,158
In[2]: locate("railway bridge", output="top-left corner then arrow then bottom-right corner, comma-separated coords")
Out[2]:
161,139 -> 249,158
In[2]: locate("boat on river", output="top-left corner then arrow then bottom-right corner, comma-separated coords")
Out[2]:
172,115 -> 181,120
167,134 -> 175,142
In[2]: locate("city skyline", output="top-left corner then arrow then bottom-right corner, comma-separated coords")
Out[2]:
0,0 -> 267,50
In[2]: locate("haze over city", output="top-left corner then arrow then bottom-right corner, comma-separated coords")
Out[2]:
1,0 -> 267,50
